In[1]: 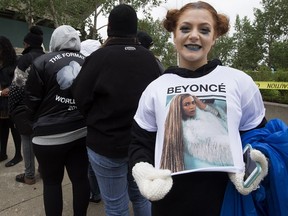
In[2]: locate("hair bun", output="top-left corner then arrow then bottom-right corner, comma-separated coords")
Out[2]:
30,26 -> 43,36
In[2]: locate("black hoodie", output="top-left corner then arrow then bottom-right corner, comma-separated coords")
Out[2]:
72,37 -> 161,158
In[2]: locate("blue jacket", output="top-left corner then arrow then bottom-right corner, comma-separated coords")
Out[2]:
221,118 -> 288,216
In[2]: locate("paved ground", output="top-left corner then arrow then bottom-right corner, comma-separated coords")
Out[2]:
0,148 -> 107,216
0,102 -> 287,216
263,101 -> 288,124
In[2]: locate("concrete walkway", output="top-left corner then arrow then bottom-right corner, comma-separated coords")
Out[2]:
0,102 -> 287,215
263,101 -> 288,124
0,150 -> 107,216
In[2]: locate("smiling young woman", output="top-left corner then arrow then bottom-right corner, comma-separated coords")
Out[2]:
168,2 -> 229,71
129,1 -> 269,216
173,9 -> 216,70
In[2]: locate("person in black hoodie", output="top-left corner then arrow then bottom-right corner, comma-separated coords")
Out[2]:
9,25 -> 45,183
0,36 -> 22,165
25,25 -> 90,216
129,2 -> 268,216
72,4 -> 161,216
137,31 -> 165,74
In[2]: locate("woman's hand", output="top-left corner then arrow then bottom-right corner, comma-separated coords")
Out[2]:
132,162 -> 173,201
193,96 -> 207,110
229,149 -> 268,195
1,88 -> 9,97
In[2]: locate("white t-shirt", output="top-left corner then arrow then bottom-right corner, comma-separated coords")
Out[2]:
134,65 -> 265,175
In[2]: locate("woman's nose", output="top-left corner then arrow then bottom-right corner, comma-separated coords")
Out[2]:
189,104 -> 195,109
188,29 -> 199,41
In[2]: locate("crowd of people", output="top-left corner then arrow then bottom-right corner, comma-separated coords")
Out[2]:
0,1 -> 287,216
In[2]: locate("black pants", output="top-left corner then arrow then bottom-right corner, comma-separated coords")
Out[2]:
33,137 -> 90,216
151,172 -> 229,216
0,118 -> 21,158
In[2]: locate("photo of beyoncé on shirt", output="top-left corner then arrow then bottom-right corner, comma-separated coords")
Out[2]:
160,93 -> 234,174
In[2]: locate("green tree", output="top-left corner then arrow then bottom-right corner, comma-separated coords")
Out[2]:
84,0 -> 166,41
138,18 -> 176,69
209,35 -> 234,66
253,0 -> 288,68
231,15 -> 263,70
0,0 -> 166,40
0,0 -> 47,27
209,0 -> 288,71
0,0 -> 96,28
269,41 -> 288,70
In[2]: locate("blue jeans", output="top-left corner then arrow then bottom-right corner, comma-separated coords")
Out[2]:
21,134 -> 35,178
88,162 -> 101,200
87,147 -> 151,216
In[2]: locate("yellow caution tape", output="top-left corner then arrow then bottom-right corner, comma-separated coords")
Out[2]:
255,82 -> 288,90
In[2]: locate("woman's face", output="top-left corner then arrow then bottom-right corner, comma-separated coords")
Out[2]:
182,96 -> 196,117
173,8 -> 216,70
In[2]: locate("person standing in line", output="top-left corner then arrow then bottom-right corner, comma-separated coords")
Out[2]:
9,26 -> 45,184
72,4 -> 161,216
0,36 -> 22,166
80,39 -> 102,204
25,25 -> 90,216
129,2 -> 269,216
137,31 -> 165,74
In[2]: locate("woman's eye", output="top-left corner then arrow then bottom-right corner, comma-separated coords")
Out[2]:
179,26 -> 190,33
200,28 -> 210,34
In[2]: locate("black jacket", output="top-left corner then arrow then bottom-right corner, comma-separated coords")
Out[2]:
0,65 -> 15,114
18,46 -> 45,72
0,65 -> 14,89
72,37 -> 161,158
9,46 -> 45,113
8,46 -> 45,134
25,50 -> 86,136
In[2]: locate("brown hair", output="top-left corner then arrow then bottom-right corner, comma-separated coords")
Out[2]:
163,1 -> 230,38
160,94 -> 193,172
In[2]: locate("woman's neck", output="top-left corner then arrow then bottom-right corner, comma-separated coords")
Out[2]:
179,61 -> 208,72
